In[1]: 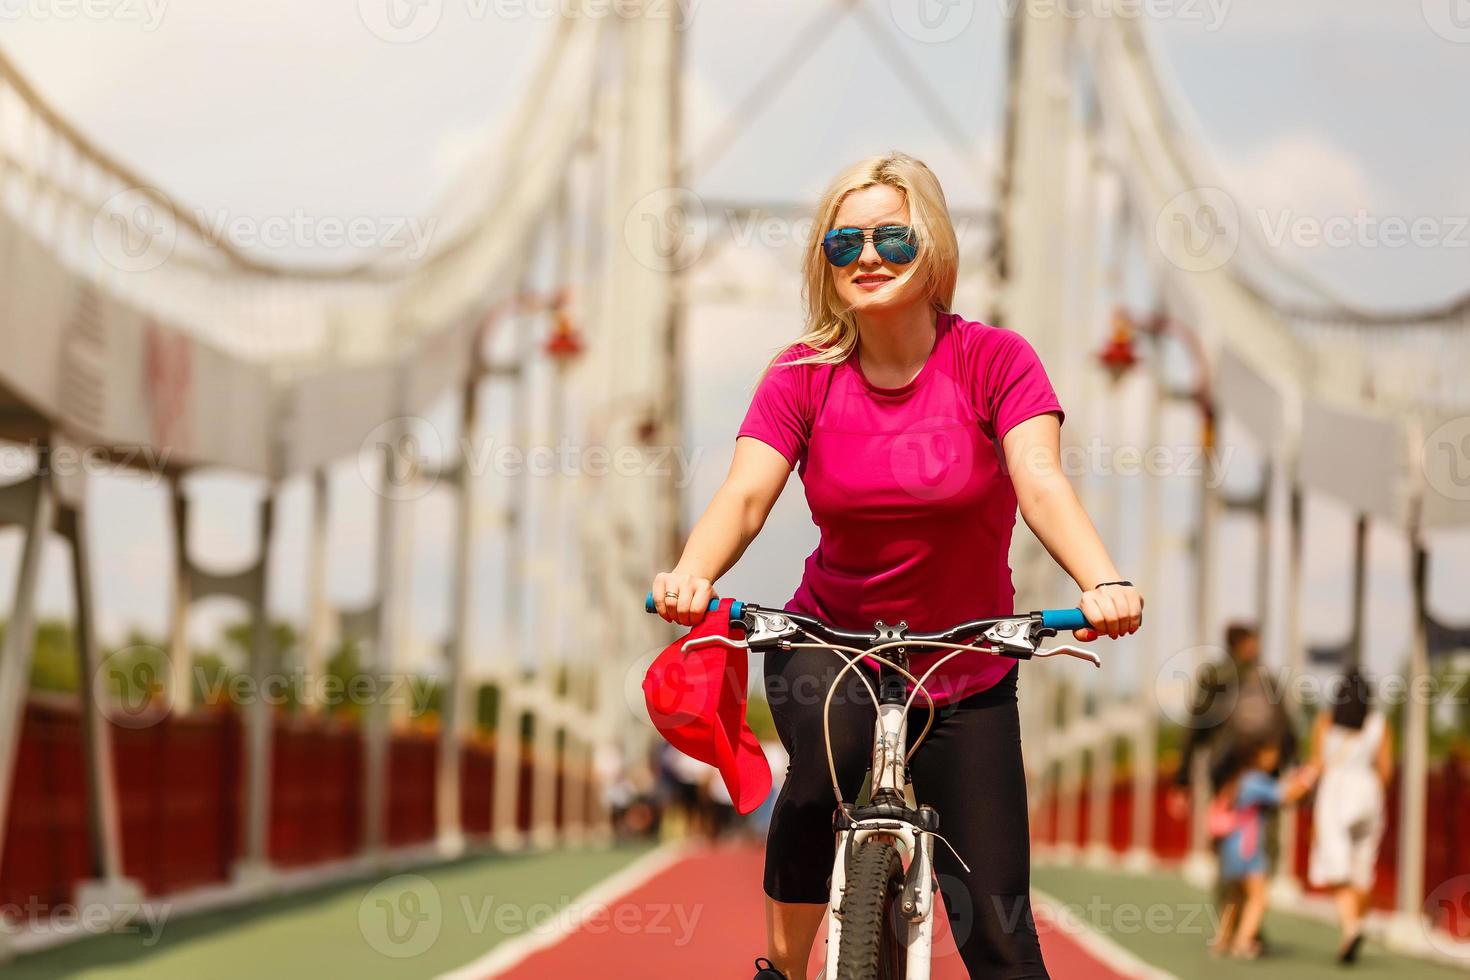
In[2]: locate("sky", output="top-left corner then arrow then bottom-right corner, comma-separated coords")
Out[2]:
0,0 -> 1467,702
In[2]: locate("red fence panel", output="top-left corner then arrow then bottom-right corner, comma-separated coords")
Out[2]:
113,708 -> 241,895
516,747 -> 535,833
460,739 -> 495,836
386,729 -> 437,846
1030,777 -> 1059,846
1425,756 -> 1470,938
269,715 -> 362,867
1151,770 -> 1190,860
0,701 -> 94,916
553,753 -> 567,830
1109,778 -> 1133,853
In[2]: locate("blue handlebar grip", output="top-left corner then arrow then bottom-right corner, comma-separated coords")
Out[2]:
1040,608 -> 1089,631
644,592 -> 742,621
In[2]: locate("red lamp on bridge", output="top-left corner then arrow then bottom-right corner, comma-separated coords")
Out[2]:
542,292 -> 585,362
1096,307 -> 1140,383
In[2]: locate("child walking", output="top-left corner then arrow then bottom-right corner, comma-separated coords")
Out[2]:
1209,737 -> 1319,958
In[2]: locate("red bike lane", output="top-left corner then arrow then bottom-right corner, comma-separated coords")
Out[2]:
487,841 -> 1138,979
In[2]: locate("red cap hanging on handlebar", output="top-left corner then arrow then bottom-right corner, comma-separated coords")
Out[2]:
642,597 -> 772,815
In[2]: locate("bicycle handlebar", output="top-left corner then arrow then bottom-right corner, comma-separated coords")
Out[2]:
643,591 -> 1087,637
644,593 -> 744,619
1038,608 -> 1089,631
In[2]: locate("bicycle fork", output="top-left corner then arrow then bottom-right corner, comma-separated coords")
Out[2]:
824,680 -> 940,979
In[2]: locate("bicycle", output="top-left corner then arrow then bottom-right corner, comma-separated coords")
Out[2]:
644,593 -> 1101,980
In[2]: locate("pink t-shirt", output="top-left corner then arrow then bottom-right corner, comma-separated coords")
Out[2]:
736,310 -> 1064,704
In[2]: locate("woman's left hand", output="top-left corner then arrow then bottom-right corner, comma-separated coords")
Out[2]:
1076,583 -> 1144,640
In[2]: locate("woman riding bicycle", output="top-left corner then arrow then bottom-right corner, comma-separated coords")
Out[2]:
649,151 -> 1143,980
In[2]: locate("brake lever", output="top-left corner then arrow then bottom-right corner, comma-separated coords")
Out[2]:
681,609 -> 798,654
681,634 -> 750,652
1034,644 -> 1102,667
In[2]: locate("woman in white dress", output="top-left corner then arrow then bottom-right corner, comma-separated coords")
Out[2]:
1308,670 -> 1394,965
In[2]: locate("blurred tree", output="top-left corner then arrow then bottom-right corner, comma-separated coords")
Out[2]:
222,619 -> 299,669
745,695 -> 776,743
96,642 -> 168,707
24,619 -> 79,693
190,647 -> 237,708
476,681 -> 500,732
323,636 -> 366,720
411,675 -> 443,720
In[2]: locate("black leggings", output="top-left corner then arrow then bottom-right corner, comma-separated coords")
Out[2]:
762,646 -> 1049,979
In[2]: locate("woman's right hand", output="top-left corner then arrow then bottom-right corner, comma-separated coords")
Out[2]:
650,570 -> 719,626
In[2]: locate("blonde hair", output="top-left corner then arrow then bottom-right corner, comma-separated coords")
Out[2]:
760,151 -> 959,376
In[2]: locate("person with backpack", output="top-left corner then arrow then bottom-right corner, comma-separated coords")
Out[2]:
1207,737 -> 1319,958
1168,623 -> 1301,954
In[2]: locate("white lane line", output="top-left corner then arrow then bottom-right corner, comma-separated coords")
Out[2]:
436,841 -> 693,980
1031,887 -> 1181,980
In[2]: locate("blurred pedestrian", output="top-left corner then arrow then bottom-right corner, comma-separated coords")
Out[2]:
1168,623 -> 1301,955
1169,623 -> 1300,817
748,739 -> 789,839
1308,669 -> 1393,965
706,767 -> 739,840
1209,737 -> 1319,959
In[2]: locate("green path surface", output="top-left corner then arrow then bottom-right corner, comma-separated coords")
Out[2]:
1033,863 -> 1463,979
9,842 -> 657,980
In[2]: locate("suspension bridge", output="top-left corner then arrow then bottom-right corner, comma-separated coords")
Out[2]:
0,1 -> 1467,977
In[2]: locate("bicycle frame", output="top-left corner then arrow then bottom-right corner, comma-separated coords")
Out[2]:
657,599 -> 1100,980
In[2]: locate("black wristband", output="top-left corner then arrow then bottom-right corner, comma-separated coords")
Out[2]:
1092,580 -> 1133,590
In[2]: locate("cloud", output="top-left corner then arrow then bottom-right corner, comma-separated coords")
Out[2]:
1218,132 -> 1379,220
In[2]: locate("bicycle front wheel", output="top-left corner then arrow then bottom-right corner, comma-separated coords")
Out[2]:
836,839 -> 908,980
